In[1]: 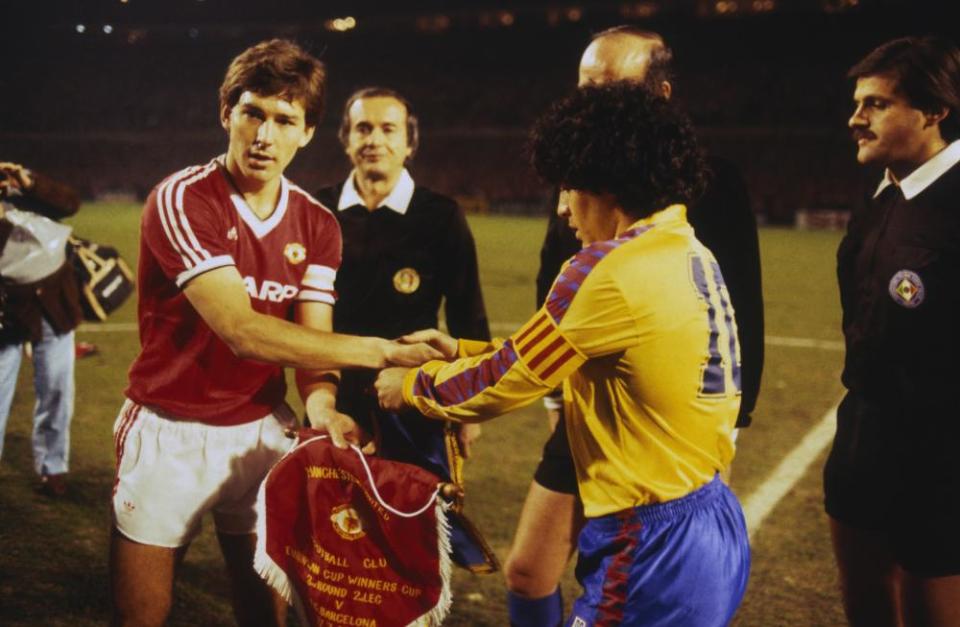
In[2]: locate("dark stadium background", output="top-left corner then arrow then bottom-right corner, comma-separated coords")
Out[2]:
2,0 -> 957,224
3,2 -> 958,625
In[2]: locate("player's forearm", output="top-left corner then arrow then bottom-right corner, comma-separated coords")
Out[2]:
300,378 -> 340,427
405,311 -> 587,421
297,369 -> 340,395
229,311 -> 390,370
297,370 -> 339,411
402,354 -> 551,424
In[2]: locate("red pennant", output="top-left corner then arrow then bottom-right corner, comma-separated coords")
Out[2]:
256,433 -> 451,626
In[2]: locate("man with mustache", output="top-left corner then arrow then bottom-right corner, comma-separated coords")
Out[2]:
825,35 -> 960,627
110,42 -> 439,627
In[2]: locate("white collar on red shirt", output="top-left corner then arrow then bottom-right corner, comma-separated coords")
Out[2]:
228,175 -> 291,238
337,168 -> 415,214
874,139 -> 960,200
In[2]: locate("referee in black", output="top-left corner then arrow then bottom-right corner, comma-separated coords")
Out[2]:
825,35 -> 960,627
315,87 -> 495,572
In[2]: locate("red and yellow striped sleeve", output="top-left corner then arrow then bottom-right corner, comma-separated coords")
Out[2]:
402,309 -> 585,422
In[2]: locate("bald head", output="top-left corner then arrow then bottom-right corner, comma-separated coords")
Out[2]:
578,31 -> 672,98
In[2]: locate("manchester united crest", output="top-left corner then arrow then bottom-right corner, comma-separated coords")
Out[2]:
330,504 -> 365,541
284,242 -> 306,265
888,269 -> 925,309
393,267 -> 421,294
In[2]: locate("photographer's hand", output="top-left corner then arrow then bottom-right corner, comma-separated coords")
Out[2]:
0,163 -> 33,197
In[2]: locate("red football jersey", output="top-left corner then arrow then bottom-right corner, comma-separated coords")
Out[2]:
126,158 -> 342,425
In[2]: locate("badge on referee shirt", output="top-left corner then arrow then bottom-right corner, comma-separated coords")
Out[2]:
888,269 -> 925,308
393,267 -> 421,294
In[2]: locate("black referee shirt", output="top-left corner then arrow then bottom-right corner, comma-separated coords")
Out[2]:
314,182 -> 489,343
837,161 -> 960,407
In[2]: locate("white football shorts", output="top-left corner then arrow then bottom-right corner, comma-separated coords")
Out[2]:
111,399 -> 295,548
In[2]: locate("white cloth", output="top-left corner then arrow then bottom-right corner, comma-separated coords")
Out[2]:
0,206 -> 72,284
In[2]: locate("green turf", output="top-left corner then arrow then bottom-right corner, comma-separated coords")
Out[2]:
0,205 -> 848,625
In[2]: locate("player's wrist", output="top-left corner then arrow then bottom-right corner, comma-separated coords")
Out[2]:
305,388 -> 337,411
372,337 -> 394,369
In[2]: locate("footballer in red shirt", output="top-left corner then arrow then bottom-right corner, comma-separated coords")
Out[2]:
109,40 -> 439,627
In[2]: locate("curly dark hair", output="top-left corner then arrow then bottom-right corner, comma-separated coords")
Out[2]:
530,82 -> 707,219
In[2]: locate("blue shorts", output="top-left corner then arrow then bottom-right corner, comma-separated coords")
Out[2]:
568,477 -> 750,627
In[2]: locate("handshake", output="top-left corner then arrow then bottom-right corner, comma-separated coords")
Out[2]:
376,328 -> 458,411
313,329 -> 461,452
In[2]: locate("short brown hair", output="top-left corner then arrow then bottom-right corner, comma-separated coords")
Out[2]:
219,39 -> 326,128
849,35 -> 960,141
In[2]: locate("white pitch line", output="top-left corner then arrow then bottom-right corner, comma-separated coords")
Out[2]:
77,322 -> 139,332
741,403 -> 838,539
765,335 -> 844,351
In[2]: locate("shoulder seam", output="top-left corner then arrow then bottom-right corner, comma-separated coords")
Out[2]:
288,181 -> 336,217
545,225 -> 651,324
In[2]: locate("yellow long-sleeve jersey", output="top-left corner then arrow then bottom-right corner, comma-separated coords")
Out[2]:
402,205 -> 741,517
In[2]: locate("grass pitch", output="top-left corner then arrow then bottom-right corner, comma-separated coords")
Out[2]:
0,203 -> 848,625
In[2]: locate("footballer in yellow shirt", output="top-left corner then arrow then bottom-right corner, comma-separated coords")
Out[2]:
401,203 -> 738,516
376,83 -> 749,626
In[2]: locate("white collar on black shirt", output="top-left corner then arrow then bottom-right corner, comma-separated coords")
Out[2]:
874,139 -> 960,200
337,168 -> 415,214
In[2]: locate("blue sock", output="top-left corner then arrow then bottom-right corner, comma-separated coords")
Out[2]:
508,588 -> 563,627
